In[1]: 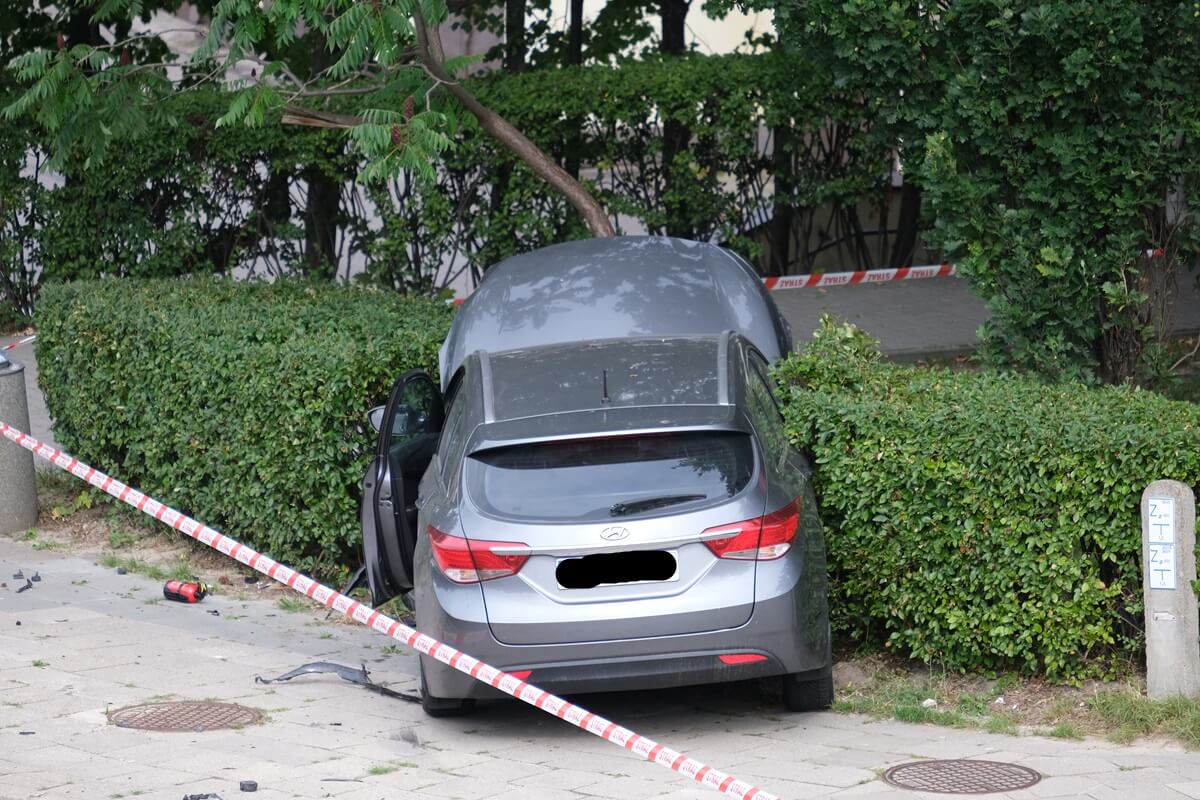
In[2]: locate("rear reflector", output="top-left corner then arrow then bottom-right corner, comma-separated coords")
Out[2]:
509,670 -> 533,680
702,498 -> 801,561
719,653 -> 768,665
429,526 -> 530,583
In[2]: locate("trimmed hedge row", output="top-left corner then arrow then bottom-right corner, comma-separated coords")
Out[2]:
35,279 -> 452,575
777,318 -> 1200,679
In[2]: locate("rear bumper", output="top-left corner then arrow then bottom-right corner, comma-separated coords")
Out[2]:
417,577 -> 830,700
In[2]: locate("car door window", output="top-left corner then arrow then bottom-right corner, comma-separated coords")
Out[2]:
385,376 -> 439,452
438,369 -> 469,488
745,350 -> 789,473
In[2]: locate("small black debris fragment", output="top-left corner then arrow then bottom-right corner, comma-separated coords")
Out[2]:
12,570 -> 22,579
30,572 -> 40,582
243,576 -> 258,584
207,609 -> 220,616
16,580 -> 32,593
17,731 -> 34,735
1,582 -> 6,588
239,780 -> 258,792
14,621 -> 19,626
181,794 -> 223,800
116,567 -> 128,575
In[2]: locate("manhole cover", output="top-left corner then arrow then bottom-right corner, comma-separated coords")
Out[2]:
884,759 -> 1041,794
109,701 -> 261,732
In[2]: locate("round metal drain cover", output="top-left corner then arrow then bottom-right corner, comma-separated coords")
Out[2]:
109,701 -> 261,732
884,759 -> 1041,794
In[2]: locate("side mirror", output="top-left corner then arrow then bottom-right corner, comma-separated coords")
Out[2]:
368,405 -> 385,433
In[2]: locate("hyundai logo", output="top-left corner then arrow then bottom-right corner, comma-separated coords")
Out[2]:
600,526 -> 631,542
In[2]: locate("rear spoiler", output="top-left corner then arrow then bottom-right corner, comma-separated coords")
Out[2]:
465,404 -> 750,457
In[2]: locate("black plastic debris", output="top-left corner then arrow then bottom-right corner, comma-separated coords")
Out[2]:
16,580 -> 32,593
255,661 -> 419,703
30,572 -> 40,582
116,567 -> 128,575
12,570 -> 22,579
239,780 -> 258,792
243,576 -> 258,584
207,609 -> 220,616
18,731 -> 34,735
181,794 -> 222,800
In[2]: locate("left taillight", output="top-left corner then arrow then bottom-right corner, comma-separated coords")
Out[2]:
702,498 -> 801,561
428,526 -> 530,583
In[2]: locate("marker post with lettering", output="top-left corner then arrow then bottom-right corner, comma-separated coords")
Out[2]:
1141,481 -> 1200,699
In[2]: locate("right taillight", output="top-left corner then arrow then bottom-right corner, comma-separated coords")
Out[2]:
702,498 -> 801,561
428,526 -> 530,583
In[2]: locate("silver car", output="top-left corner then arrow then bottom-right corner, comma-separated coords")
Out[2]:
360,237 -> 831,716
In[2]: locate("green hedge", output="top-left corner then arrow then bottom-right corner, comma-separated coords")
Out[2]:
777,318 -> 1200,680
35,278 -> 452,575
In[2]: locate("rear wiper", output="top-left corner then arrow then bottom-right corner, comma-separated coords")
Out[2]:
609,494 -> 706,517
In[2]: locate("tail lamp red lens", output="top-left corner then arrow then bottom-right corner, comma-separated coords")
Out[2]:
428,526 -> 530,583
702,498 -> 801,561
718,653 -> 768,665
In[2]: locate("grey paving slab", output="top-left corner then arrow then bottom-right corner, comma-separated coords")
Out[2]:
5,535 -> 1200,800
772,273 -> 1200,360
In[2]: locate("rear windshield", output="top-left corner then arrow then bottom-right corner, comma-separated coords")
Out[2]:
467,432 -> 754,522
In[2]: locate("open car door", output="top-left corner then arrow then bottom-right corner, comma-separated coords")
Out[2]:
360,370 -> 443,606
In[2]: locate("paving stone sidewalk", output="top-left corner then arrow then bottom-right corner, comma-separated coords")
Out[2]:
3,537 -> 1200,800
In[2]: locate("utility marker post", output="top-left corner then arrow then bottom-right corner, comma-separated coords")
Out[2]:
0,354 -> 38,535
1141,481 -> 1200,699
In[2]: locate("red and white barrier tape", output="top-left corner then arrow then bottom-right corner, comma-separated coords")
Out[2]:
1,335 -> 36,353
763,263 -> 955,291
760,249 -> 1167,292
0,420 -> 780,800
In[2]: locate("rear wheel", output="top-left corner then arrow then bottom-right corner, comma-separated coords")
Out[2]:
419,660 -> 476,718
782,669 -> 833,712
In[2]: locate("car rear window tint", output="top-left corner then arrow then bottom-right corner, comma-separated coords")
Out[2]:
467,432 -> 753,522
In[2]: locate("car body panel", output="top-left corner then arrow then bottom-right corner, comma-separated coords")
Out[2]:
406,334 -> 830,698
438,237 -> 793,392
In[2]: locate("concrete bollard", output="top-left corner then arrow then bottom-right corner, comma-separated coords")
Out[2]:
0,355 -> 38,535
1141,480 -> 1200,699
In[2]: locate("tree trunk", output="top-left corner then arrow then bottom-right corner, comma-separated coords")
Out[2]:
660,0 -> 692,238
568,0 -> 584,66
660,0 -> 689,53
505,0 -> 527,74
768,125 -> 793,276
887,182 -> 921,268
563,0 -> 586,179
303,165 -> 340,280
414,11 -> 614,237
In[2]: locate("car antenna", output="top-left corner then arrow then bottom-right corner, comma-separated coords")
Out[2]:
601,369 -> 611,405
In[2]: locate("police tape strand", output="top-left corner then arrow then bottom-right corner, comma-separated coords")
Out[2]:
1,335 -> 36,353
0,420 -> 781,800
759,249 -> 1165,292
762,263 -> 955,291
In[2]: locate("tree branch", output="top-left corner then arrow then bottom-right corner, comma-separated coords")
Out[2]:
281,106 -> 365,129
413,9 -> 614,238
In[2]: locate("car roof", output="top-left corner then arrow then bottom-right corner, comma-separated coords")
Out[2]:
438,236 -> 791,391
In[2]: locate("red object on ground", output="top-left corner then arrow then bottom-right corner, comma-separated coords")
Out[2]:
163,580 -> 209,603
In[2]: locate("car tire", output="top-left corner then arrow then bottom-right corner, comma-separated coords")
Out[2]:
782,669 -> 833,712
419,661 -> 476,718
